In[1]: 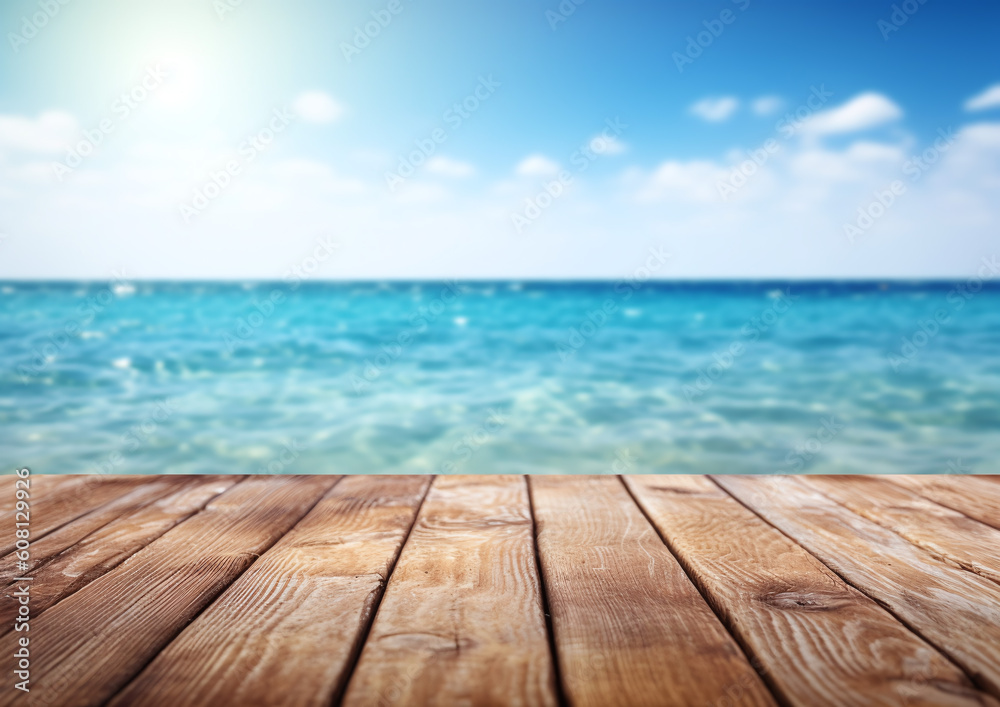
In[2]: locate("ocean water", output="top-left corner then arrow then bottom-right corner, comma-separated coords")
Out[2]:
1,281 -> 998,476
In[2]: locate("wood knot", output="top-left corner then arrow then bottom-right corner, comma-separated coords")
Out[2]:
758,590 -> 852,612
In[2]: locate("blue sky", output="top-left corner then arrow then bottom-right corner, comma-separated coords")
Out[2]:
1,0 -> 999,278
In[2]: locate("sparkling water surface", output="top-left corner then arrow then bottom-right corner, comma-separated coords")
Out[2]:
1,281 -> 998,475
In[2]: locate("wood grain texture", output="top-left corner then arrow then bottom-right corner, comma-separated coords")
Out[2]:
0,476 -> 189,585
110,475 -> 431,707
887,475 -> 1000,530
531,475 -> 775,707
715,475 -> 1000,699
625,474 -> 996,707
0,476 -> 337,707
0,476 -> 238,633
0,475 -> 148,555
6,473 -> 999,706
0,475 -> 80,517
805,476 -> 1000,586
341,475 -> 557,707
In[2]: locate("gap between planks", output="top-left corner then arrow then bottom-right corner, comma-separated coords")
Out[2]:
714,474 -> 1000,700
8,475 -> 1000,707
625,474 -> 997,707
0,477 -> 241,634
0,476 -> 340,707
110,475 -> 434,707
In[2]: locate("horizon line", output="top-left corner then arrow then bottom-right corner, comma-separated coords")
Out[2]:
2,277 -> 997,285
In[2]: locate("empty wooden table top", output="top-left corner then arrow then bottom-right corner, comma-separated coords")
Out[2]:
2,474 -> 999,706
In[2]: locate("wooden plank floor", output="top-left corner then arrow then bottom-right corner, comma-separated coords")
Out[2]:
3,475 -> 1000,706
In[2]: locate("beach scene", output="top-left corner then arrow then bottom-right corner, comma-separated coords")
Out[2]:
2,2 -> 1000,706
2,2 -> 999,478
2,280 -> 999,475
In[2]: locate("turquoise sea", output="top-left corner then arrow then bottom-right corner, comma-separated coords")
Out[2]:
1,280 -> 998,476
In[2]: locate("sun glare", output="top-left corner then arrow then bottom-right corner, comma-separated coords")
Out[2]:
150,53 -> 204,108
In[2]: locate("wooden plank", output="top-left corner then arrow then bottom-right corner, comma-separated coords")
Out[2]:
341,475 -> 558,707
0,475 -> 81,516
887,475 -> 1000,531
0,476 -> 192,585
805,476 -> 1000,586
0,475 -> 149,555
110,475 -> 431,707
0,476 -> 239,633
625,474 -> 994,707
715,475 -> 1000,699
0,476 -> 337,707
530,475 -> 775,707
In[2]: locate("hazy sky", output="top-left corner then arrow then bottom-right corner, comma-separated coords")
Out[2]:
1,0 -> 999,279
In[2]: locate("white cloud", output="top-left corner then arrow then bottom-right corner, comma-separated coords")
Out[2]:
589,134 -> 626,155
964,84 -> 1000,112
957,122 -> 1000,148
0,160 -> 59,186
636,160 -> 732,203
0,111 -> 78,153
788,141 -> 905,182
618,121 -> 1000,275
425,156 -> 475,178
751,96 -> 783,116
3,96 -> 1000,280
689,97 -> 739,122
515,154 -> 560,177
392,182 -> 451,204
291,91 -> 343,124
270,158 -> 367,195
802,92 -> 902,135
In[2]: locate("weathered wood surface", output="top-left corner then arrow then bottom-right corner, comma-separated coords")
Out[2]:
804,475 -> 1000,585
0,476 -> 337,707
0,474 -> 80,517
888,475 -> 1000,530
715,475 -> 1000,700
0,476 -> 238,633
531,475 -> 775,707
342,475 -> 558,707
112,476 -> 431,707
0,476 -> 189,585
0,475 -> 149,556
3,474 -> 1000,707
625,474 -> 994,706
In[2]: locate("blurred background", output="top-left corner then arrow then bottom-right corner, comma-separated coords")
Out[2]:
1,0 -> 998,474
